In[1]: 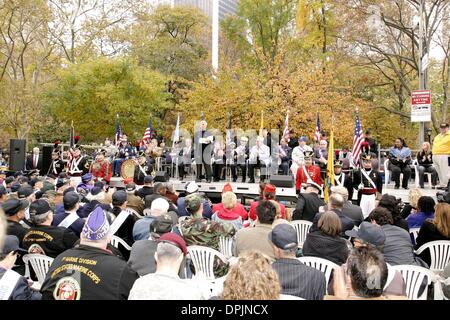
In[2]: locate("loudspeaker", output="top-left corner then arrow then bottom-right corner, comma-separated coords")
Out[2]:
9,139 -> 26,172
269,174 -> 294,188
154,171 -> 170,182
42,145 -> 53,175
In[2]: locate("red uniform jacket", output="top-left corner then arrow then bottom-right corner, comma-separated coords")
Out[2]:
90,161 -> 112,183
295,165 -> 322,191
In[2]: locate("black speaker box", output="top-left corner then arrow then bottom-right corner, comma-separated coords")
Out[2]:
154,171 -> 170,182
42,145 -> 53,175
9,139 -> 26,172
269,174 -> 294,188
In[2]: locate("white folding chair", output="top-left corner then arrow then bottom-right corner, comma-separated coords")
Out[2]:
110,235 -> 132,251
297,256 -> 338,291
187,246 -> 228,280
415,240 -> 450,272
195,275 -> 227,299
392,265 -> 434,300
218,236 -> 234,258
409,227 -> 421,245
22,254 -> 54,286
290,220 -> 312,248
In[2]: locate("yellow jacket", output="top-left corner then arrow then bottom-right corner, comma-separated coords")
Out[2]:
432,133 -> 450,155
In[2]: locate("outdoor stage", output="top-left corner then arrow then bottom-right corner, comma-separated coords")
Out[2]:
112,177 -> 439,205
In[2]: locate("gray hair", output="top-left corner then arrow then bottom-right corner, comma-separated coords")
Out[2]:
30,211 -> 51,225
156,242 -> 182,263
329,193 -> 344,209
330,186 -> 349,202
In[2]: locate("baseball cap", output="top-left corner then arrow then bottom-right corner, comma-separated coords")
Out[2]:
41,181 -> 55,193
268,224 -> 298,250
126,182 -> 137,192
0,185 -> 7,196
82,206 -> 110,241
345,222 -> 386,246
18,185 -> 34,199
81,173 -> 93,183
150,214 -> 174,235
440,123 -> 449,128
185,181 -> 199,194
150,197 -> 170,213
158,232 -> 187,256
264,184 -> 276,194
10,182 -> 21,193
1,198 -> 29,216
63,191 -> 81,208
222,183 -> 233,193
144,176 -> 153,184
2,235 -> 27,255
112,190 -> 127,205
29,199 -> 52,216
306,182 -> 322,192
90,186 -> 103,196
184,193 -> 204,215
299,136 -> 308,142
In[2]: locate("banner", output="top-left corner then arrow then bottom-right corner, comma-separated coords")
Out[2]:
411,90 -> 431,122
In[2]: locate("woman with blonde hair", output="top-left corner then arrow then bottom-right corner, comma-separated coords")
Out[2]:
211,191 -> 243,231
417,141 -> 438,188
401,188 -> 423,219
220,251 -> 281,300
416,202 -> 450,266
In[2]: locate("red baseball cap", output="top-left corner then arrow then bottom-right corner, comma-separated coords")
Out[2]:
158,232 -> 187,256
123,178 -> 134,185
264,184 -> 276,194
222,183 -> 233,193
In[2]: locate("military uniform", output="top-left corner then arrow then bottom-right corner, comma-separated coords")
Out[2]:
295,165 -> 322,192
90,159 -> 112,183
177,145 -> 194,180
133,158 -> 152,185
353,166 -> 383,218
22,225 -> 78,258
48,158 -> 65,179
40,245 -> 138,300
67,155 -> 89,177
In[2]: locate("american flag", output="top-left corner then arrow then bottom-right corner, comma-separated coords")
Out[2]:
313,112 -> 321,142
140,114 -> 153,148
352,111 -> 364,168
115,114 -> 123,147
283,112 -> 290,142
226,111 -> 232,145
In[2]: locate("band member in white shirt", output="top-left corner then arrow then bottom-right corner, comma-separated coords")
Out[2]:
248,136 -> 271,183
177,138 -> 194,181
231,136 -> 249,182
290,136 -> 313,178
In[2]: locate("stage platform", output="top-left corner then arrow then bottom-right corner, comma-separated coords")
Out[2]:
110,177 -> 439,204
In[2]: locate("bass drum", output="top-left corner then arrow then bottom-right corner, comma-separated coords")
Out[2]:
120,159 -> 136,180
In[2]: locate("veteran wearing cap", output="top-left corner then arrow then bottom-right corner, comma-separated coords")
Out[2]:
52,191 -> 85,237
128,232 -> 206,300
432,122 -> 450,188
22,199 -> 78,258
2,198 -> 29,245
295,150 -> 322,193
290,136 -> 313,178
0,235 -> 42,300
40,207 -> 139,300
269,223 -> 326,300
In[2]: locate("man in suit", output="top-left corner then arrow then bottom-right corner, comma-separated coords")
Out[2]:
330,186 -> 364,227
194,120 -> 213,183
26,147 -> 42,172
248,136 -> 271,183
292,182 -> 325,222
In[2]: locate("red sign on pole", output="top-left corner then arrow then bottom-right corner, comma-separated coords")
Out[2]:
411,90 -> 431,122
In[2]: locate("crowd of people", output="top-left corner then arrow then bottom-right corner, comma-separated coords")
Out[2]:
0,162 -> 449,300
0,122 -> 450,301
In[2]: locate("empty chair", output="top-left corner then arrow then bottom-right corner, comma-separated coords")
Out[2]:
22,254 -> 54,286
218,236 -> 234,258
187,246 -> 228,280
297,256 -> 339,290
290,220 -> 312,247
392,265 -> 434,300
110,235 -> 132,251
415,240 -> 450,272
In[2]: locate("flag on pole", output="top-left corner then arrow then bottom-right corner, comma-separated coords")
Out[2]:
69,121 -> 75,150
351,111 -> 364,168
259,110 -> 264,136
324,128 -> 335,202
115,114 -> 122,147
226,112 -> 232,145
172,113 -> 180,149
141,113 -> 153,148
314,112 -> 321,142
283,111 -> 290,142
